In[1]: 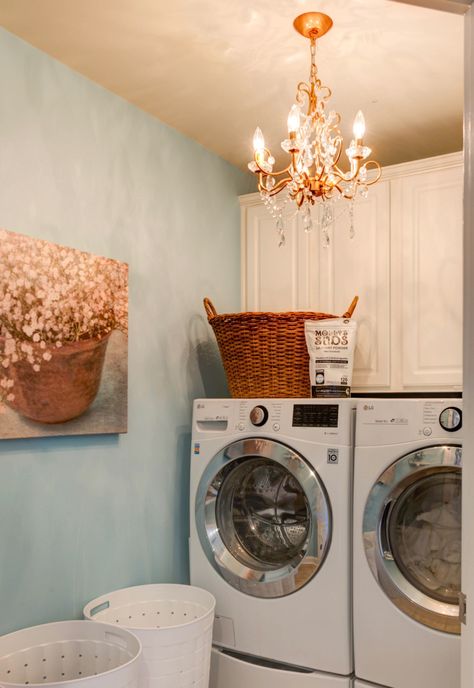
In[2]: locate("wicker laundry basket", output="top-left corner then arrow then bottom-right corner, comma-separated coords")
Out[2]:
204,295 -> 358,398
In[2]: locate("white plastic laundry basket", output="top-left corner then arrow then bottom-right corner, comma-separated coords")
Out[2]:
84,585 -> 215,688
0,619 -> 142,688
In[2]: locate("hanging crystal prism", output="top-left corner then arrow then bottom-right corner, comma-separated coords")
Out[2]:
302,204 -> 313,233
349,198 -> 355,239
276,216 -> 286,247
322,226 -> 330,248
320,202 -> 333,247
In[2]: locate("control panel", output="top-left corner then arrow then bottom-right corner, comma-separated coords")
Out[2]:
193,399 -> 351,444
356,398 -> 463,446
232,400 -> 346,434
292,404 -> 339,428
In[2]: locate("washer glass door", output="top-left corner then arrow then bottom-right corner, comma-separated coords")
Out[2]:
196,437 -> 331,598
363,445 -> 462,633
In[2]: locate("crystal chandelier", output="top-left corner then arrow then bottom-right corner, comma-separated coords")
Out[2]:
248,12 -> 381,246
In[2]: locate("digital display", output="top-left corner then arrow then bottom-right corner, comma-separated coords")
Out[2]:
292,404 -> 339,427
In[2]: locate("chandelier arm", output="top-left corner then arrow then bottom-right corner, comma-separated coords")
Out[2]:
297,82 -> 311,97
256,163 -> 293,179
253,148 -> 294,178
321,187 -> 341,202
332,165 -> 349,181
327,133 -> 344,171
268,176 -> 293,194
315,168 -> 325,183
363,161 -> 383,186
296,81 -> 313,114
327,167 -> 347,185
332,158 -> 363,183
258,176 -> 293,197
318,85 -> 332,104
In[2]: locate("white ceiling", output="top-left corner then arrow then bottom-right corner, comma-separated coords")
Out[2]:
0,0 -> 464,172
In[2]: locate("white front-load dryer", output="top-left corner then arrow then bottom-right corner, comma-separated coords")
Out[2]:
189,398 -> 354,687
353,398 -> 462,688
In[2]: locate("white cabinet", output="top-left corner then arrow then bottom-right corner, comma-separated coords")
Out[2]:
319,181 -> 391,390
392,162 -> 463,390
240,152 -> 463,392
241,202 -> 315,312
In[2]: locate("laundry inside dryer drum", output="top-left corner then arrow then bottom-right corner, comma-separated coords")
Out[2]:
387,471 -> 461,605
364,444 -> 462,633
215,458 -> 311,570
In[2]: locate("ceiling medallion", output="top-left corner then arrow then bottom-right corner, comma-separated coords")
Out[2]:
248,12 -> 381,246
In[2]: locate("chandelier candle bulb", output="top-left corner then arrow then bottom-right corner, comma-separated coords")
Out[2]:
287,104 -> 301,134
253,126 -> 265,162
353,110 -> 366,142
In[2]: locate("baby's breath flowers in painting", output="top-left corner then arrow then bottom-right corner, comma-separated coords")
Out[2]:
0,229 -> 128,438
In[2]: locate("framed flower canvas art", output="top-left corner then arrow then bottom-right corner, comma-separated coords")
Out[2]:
0,229 -> 128,439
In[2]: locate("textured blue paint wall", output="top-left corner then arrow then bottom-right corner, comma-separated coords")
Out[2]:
0,28 -> 253,635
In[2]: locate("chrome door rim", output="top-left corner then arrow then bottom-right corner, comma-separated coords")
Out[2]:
363,444 -> 462,633
195,437 -> 332,598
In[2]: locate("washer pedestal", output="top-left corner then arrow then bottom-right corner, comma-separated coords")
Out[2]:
210,648 -> 352,688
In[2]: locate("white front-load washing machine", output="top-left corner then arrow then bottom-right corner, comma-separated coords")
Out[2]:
353,398 -> 462,688
189,398 -> 354,688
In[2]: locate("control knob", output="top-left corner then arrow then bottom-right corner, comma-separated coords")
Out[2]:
439,407 -> 462,432
250,405 -> 269,427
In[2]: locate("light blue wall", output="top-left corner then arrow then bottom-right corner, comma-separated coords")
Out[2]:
0,28 -> 253,635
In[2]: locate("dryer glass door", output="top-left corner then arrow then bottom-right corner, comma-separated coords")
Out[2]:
195,438 -> 331,598
388,472 -> 461,606
363,445 -> 462,633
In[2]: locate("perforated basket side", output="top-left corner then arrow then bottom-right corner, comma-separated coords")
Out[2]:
0,621 -> 141,688
84,585 -> 215,634
84,585 -> 215,688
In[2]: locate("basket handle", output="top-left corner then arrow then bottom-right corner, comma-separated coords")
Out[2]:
89,600 -> 110,616
203,297 -> 218,320
204,295 -> 358,319
342,295 -> 359,318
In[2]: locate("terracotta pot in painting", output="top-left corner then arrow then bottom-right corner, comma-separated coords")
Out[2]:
2,333 -> 111,424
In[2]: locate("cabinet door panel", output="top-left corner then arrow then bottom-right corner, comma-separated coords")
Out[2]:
315,181 -> 391,390
397,167 -> 463,388
242,203 -> 319,311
